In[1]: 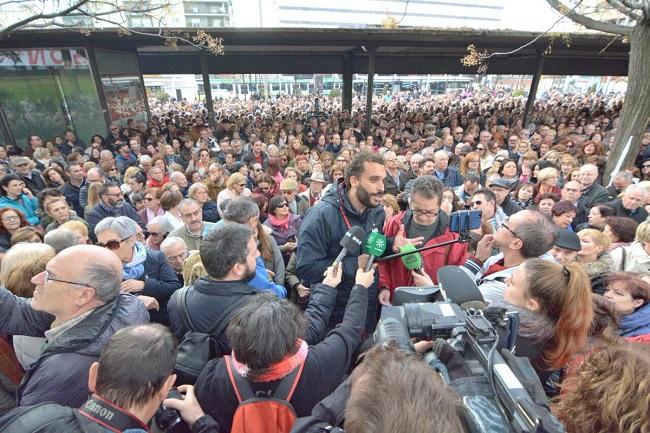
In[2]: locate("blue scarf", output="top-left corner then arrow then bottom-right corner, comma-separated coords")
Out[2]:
123,242 -> 147,280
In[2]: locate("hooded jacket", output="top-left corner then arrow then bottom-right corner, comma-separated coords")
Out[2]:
620,302 -> 650,337
297,181 -> 387,333
0,290 -> 149,407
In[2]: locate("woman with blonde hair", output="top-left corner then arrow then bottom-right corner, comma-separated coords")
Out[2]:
83,182 -> 102,216
0,243 -> 56,369
554,342 -> 650,433
577,229 -> 614,294
534,166 -> 561,202
216,172 -> 251,218
60,219 -> 90,245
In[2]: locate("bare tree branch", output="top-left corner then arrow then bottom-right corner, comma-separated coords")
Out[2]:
544,0 -> 633,35
0,0 -> 91,38
480,0 -> 583,60
605,0 -> 643,20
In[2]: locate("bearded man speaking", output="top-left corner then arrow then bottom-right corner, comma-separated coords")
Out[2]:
298,152 -> 402,333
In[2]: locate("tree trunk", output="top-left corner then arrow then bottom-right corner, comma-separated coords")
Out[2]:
604,22 -> 650,183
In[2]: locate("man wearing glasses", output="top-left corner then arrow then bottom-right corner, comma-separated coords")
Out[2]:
378,176 -> 468,305
462,210 -> 557,303
0,245 -> 149,407
85,182 -> 144,242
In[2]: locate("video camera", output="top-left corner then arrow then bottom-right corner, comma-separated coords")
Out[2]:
374,267 -> 565,433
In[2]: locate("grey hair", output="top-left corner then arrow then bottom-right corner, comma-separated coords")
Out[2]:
614,171 -> 634,183
200,223 -> 253,279
188,182 -> 208,198
44,227 -> 82,253
94,216 -> 139,238
410,175 -> 443,202
516,210 -> 558,258
223,197 -> 260,224
160,236 -> 187,252
624,183 -> 647,199
86,261 -> 122,303
178,198 -> 200,212
147,216 -> 174,235
169,171 -> 186,182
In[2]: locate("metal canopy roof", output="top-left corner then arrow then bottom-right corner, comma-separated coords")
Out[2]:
0,27 -> 630,75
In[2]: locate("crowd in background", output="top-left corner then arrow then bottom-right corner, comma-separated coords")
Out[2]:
0,87 -> 648,433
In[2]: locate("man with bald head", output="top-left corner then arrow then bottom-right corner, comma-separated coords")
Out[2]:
0,245 -> 149,408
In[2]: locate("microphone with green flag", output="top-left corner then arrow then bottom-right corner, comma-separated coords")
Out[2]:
399,244 -> 423,273
363,231 -> 386,272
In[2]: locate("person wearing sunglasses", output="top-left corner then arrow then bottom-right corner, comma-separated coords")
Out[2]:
462,210 -> 558,304
0,244 -> 149,408
85,182 -> 144,243
95,216 -> 181,325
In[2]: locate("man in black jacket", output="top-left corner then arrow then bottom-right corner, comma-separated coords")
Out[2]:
10,157 -> 46,194
194,261 -> 375,433
85,182 -> 144,242
0,324 -> 219,433
605,184 -> 649,224
167,223 -> 260,353
489,178 -> 522,217
297,152 -> 394,334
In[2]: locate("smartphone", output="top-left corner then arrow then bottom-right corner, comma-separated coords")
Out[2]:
449,210 -> 481,233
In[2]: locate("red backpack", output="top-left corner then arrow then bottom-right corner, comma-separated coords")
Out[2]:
225,355 -> 305,433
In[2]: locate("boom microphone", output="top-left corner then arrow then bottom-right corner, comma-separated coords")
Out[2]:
363,231 -> 387,272
331,226 -> 365,269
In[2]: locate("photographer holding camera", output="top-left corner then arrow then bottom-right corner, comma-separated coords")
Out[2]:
0,324 -> 219,433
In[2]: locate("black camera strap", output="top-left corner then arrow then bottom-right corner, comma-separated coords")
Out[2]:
78,394 -> 150,433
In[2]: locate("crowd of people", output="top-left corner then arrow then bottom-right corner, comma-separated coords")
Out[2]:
0,88 -> 649,433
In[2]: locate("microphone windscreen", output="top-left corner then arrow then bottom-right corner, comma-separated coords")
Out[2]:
437,265 -> 484,305
399,244 -> 422,270
363,232 -> 387,256
340,226 -> 365,255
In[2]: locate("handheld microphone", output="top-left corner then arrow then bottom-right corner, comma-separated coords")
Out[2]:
363,231 -> 387,272
331,226 -> 365,269
399,244 -> 423,272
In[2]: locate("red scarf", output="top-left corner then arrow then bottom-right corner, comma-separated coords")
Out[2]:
268,214 -> 290,231
232,339 -> 307,382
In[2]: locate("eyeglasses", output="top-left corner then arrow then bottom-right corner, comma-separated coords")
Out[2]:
97,235 -> 132,250
43,270 -> 92,289
501,221 -> 519,238
277,203 -> 289,208
2,215 -> 19,222
411,208 -> 438,217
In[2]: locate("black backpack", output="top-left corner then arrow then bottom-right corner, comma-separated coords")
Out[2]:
174,287 -> 249,384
